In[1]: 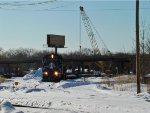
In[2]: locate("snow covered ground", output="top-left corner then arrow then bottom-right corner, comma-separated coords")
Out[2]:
0,68 -> 150,113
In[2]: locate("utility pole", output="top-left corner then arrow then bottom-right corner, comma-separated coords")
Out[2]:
141,26 -> 145,83
141,20 -> 145,83
136,0 -> 141,93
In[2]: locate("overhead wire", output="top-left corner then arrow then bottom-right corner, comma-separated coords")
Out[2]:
0,1 -> 80,12
0,0 -> 150,12
0,6 -> 150,12
0,1 -> 56,7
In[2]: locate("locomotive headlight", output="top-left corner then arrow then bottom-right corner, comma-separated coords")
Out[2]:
43,71 -> 48,76
54,71 -> 59,77
50,54 -> 54,59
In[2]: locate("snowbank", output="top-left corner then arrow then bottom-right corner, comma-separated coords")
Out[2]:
0,75 -> 150,113
144,74 -> 150,77
23,68 -> 42,80
0,101 -> 23,113
137,92 -> 150,100
59,79 -> 92,88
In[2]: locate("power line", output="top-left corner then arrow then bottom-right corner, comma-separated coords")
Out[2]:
0,7 -> 150,12
0,0 -> 150,12
0,1 -> 80,12
0,1 -> 56,7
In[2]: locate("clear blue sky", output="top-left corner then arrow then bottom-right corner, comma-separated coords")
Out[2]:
0,0 -> 150,54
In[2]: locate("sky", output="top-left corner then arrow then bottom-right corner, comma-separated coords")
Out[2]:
0,0 -> 150,54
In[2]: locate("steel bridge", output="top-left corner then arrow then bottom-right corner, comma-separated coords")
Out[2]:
0,55 -> 130,64
0,55 -> 131,77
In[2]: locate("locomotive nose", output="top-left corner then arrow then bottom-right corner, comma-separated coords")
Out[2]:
49,63 -> 55,69
42,53 -> 63,82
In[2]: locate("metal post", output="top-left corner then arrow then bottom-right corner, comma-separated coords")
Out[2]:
55,47 -> 57,55
136,0 -> 141,93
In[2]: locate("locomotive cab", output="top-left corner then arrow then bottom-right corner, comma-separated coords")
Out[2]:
42,53 -> 65,82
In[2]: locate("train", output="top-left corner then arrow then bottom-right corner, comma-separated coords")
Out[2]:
42,53 -> 66,82
42,53 -> 101,82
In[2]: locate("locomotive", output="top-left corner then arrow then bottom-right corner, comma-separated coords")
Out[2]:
42,53 -> 65,82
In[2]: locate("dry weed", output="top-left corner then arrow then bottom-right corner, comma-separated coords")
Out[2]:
114,75 -> 136,84
0,75 -> 5,83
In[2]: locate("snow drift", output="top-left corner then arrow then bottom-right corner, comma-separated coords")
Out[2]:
0,101 -> 23,113
23,68 -> 42,80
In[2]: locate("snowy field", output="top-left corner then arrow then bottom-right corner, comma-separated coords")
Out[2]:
0,68 -> 150,113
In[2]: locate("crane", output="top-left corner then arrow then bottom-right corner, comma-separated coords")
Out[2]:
80,6 -> 111,55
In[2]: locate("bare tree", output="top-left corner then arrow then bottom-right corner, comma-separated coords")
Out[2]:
0,47 -> 3,58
